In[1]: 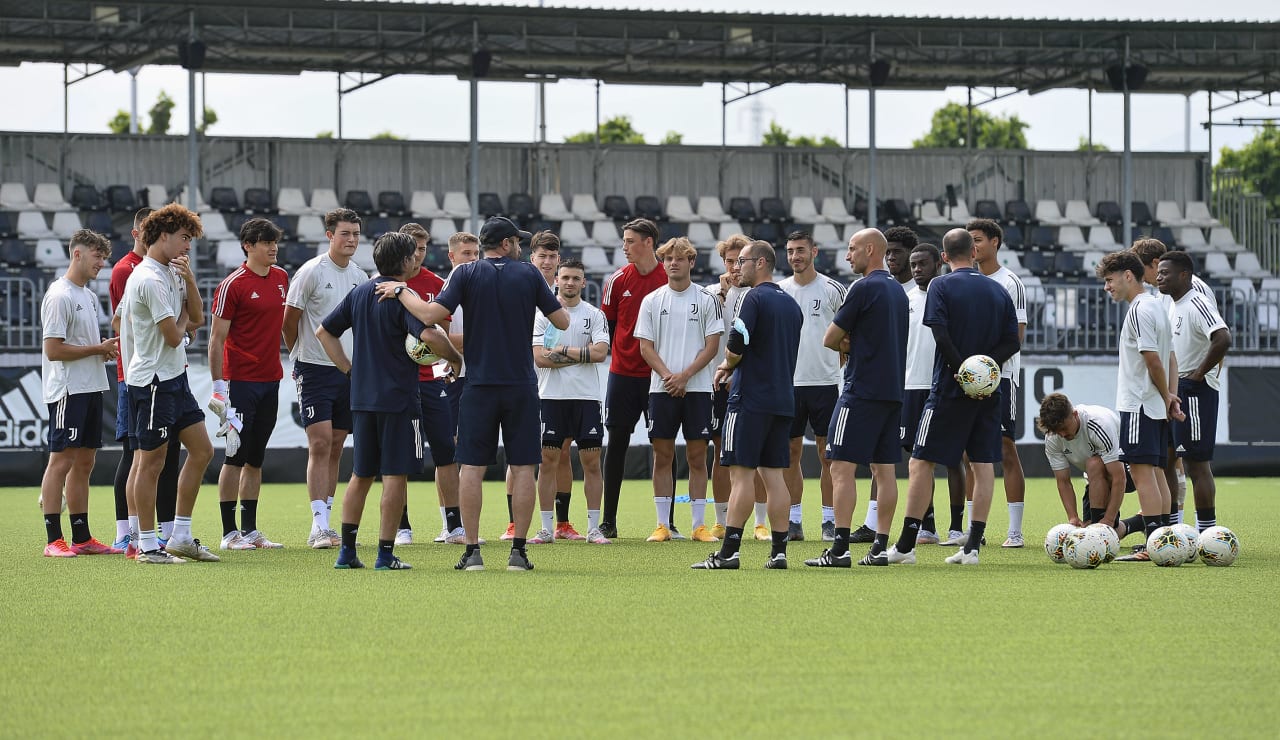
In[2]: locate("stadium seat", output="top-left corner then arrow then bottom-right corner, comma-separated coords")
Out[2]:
1087,225 -> 1121,251
1053,251 -> 1082,278
244,187 -> 274,214
378,191 -> 408,217
1021,249 -> 1050,275
1178,227 -> 1209,253
841,222 -> 864,244
409,191 -> 446,219
1203,252 -> 1236,278
946,200 -> 972,224
759,197 -> 789,223
819,197 -> 860,225
828,246 -> 854,277
227,213 -> 252,236
1002,223 -> 1024,249
728,197 -> 758,223
1184,201 -> 1221,228
714,221 -> 745,242
752,221 -> 780,245
109,238 -> 130,262
1132,201 -> 1154,226
507,193 -> 537,224
602,195 -> 631,222
281,241 -> 316,268
658,221 -> 688,242
1235,252 -> 1271,279
1230,277 -> 1256,304
695,196 -> 730,223
1155,201 -> 1191,227
295,215 -> 327,243
686,222 -> 717,248
301,188 -> 334,215
1149,226 -> 1178,249
590,220 -> 619,245
216,240 -> 244,271
611,243 -> 630,269
1005,199 -> 1033,226
808,223 -> 841,249
86,211 -> 116,239
1057,226 -> 1088,251
790,197 -> 825,224
1095,201 -> 1122,226
883,199 -> 914,225
477,192 -> 505,218
176,185 -> 212,212
429,218 -> 458,243
0,238 -> 33,265
1027,225 -> 1055,249
917,201 -> 951,226
0,183 -> 34,211
1063,200 -> 1101,226
51,212 -> 82,240
364,217 -> 392,240
538,193 -> 573,222
1209,227 -> 1245,253
344,190 -> 375,216
17,212 -> 55,239
665,196 -> 701,223
71,185 -> 104,212
852,196 -> 870,224
276,187 -> 312,216
1034,200 -> 1069,226
210,187 -> 241,213
36,239 -> 69,269
139,184 -> 168,209
441,192 -> 471,220
974,200 -> 1002,222
559,220 -> 594,247
635,196 -> 665,222
106,185 -> 137,213
1022,274 -> 1047,305
0,212 -> 15,239
569,194 -> 607,222
1080,250 -> 1107,277
707,246 -> 727,275
200,212 -> 236,241
351,240 -> 376,272
581,246 -> 613,274
33,183 -> 73,212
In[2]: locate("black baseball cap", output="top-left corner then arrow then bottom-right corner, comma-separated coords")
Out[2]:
478,216 -> 531,244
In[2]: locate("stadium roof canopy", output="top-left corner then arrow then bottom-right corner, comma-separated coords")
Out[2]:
0,0 -> 1277,95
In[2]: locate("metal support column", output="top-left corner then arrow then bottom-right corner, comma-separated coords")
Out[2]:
129,69 -> 139,133
186,13 -> 199,211
1121,36 -> 1133,246
867,33 -> 877,229
468,24 -> 481,235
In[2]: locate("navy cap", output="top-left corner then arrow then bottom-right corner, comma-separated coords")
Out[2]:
478,216 -> 532,244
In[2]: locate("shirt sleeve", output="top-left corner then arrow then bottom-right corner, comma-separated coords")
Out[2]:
591,307 -> 611,346
601,270 -> 620,321
1044,436 -> 1070,471
42,292 -> 70,340
1007,273 -> 1028,325
1086,416 -> 1122,464
284,262 -> 311,310
702,292 -> 724,338
535,271 -> 563,317
1135,300 -> 1162,352
831,283 -> 861,334
212,279 -> 235,321
633,293 -> 656,342
828,280 -> 847,313
320,290 -> 354,337
142,277 -> 177,324
1190,295 -> 1228,336
922,279 -> 948,329
531,313 -> 548,347
433,265 -> 465,313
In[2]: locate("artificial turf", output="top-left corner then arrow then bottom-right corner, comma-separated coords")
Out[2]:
2,477 -> 1276,737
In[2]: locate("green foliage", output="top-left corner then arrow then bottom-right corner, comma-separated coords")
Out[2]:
912,102 -> 1029,149
108,92 -> 216,136
761,121 -> 791,147
145,90 -> 174,135
1076,136 -> 1109,152
660,131 -> 684,145
316,130 -> 334,139
107,110 -> 133,135
565,115 -> 646,145
371,131 -> 403,140
762,123 -> 843,148
197,107 -> 218,135
1216,123 -> 1280,212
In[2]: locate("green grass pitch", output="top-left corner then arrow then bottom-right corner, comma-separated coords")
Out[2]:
2,477 -> 1277,737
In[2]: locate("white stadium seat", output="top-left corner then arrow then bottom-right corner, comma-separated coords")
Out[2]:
351,239 -> 376,272
1178,227 -> 1209,253
665,195 -> 701,222
0,182 -> 35,210
570,194 -> 607,221
559,220 -> 595,246
1203,252 -> 1237,278
441,192 -> 472,220
296,215 -> 328,243
590,220 -> 619,245
820,197 -> 860,225
686,222 -> 717,248
277,187 -> 313,216
1086,225 -> 1120,251
216,240 -> 244,271
176,186 -> 212,212
998,251 -> 1031,276
538,193 -> 572,221
1155,200 -> 1191,227
1064,200 -> 1101,226
309,188 -> 341,214
581,246 -> 613,274
715,221 -> 745,242
429,218 -> 459,243
199,212 -> 235,241
811,223 -> 843,249
410,191 -> 446,219
1034,200 -> 1070,226
789,196 -> 825,224
1209,227 -> 1245,253
33,183 -> 74,212
1234,252 -> 1271,279
945,200 -> 971,224
1057,226 -> 1088,251
17,211 -> 55,239
51,212 -> 83,240
36,239 -> 69,269
696,197 -> 730,223
1184,201 -> 1221,228
917,201 -> 950,226
141,184 -> 169,209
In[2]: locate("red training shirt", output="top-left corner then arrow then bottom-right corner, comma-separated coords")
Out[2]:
601,261 -> 667,377
109,250 -> 144,383
405,267 -> 447,381
211,263 -> 289,382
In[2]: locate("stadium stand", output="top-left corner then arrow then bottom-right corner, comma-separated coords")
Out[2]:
344,190 -> 375,216
277,187 -> 313,216
602,195 -> 631,222
244,187 -> 275,214
665,196 -> 701,223
210,186 -> 241,213
379,190 -> 409,217
0,183 -> 35,211
570,194 -> 607,222
820,197 -> 861,225
441,192 -> 471,219
33,183 -> 73,212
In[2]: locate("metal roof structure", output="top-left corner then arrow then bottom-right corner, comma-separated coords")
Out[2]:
0,1 -> 1277,95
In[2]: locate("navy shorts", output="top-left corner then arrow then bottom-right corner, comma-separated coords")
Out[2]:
541,399 -> 604,448
648,392 -> 713,441
710,387 -> 728,437
790,385 -> 839,439
47,392 -> 103,452
1119,410 -> 1169,467
128,374 -> 205,452
293,361 -> 352,431
419,380 -> 457,467
351,410 -> 423,478
998,377 -> 1017,439
826,396 -> 901,465
721,407 -> 791,469
900,388 -> 930,452
226,380 -> 279,468
445,375 -> 466,437
114,381 -> 132,444
456,384 -> 542,466
1173,378 -> 1218,462
912,393 -> 1002,467
604,373 -> 650,432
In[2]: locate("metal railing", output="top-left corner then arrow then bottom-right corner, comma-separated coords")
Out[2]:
0,276 -> 41,349
1213,169 -> 1280,273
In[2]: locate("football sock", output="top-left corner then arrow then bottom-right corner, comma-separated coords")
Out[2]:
821,505 -> 834,523
602,434 -> 627,524
789,503 -> 802,524
714,502 -> 728,526
219,501 -> 238,535
326,496 -> 334,513
1174,509 -> 1183,525
239,499 -> 258,534
340,522 -> 358,549
1196,509 -> 1216,532
541,510 -> 555,533
139,529 -> 159,553
506,495 -> 514,523
770,530 -> 788,558
871,533 -> 889,556
555,492 -> 571,522
69,513 -> 90,545
464,543 -> 480,556
377,539 -> 394,560
128,515 -> 140,539
921,504 -> 936,535
965,521 -> 986,554
863,500 -> 878,529
1160,512 -> 1172,526
896,517 -> 922,555
655,497 -> 673,527
966,501 -> 973,530
172,516 -> 191,540
44,513 -> 63,544
753,502 -> 767,526
113,446 -> 131,521
719,526 -> 744,558
115,519 -> 130,542
691,498 -> 706,529
587,509 -> 601,531
1089,508 -> 1106,525
1142,515 -> 1161,539
949,504 -> 964,534
1119,514 -> 1144,539
512,538 -> 527,551
1007,502 -> 1024,536
439,506 -> 448,529
399,505 -> 411,531
831,528 -> 851,557
310,499 -> 329,532
445,507 -> 461,532
159,520 -> 174,540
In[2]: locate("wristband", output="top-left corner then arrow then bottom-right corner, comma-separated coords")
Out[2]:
212,379 -> 229,396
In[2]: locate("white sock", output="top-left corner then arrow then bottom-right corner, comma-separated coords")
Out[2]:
1008,502 -> 1024,536
789,503 -> 802,524
541,510 -> 555,533
128,515 -> 139,538
864,500 -> 878,529
115,519 -> 130,541
691,499 -> 706,529
588,509 -> 601,531
160,520 -> 175,540
172,515 -> 191,540
310,499 -> 329,531
714,502 -> 728,526
326,495 -> 334,512
655,497 -> 673,527
754,502 -> 767,526
139,529 -> 158,552
821,505 -> 834,523
966,501 -> 973,530
439,506 -> 448,529
1173,509 -> 1183,525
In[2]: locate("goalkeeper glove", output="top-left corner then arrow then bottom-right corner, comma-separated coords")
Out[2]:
208,379 -> 229,423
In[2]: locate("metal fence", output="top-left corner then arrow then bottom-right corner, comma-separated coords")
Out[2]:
1213,169 -> 1280,274
0,276 -> 41,349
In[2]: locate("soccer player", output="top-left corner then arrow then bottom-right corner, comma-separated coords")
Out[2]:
443,232 -> 480,439
120,204 -> 217,564
806,229 -> 908,567
208,217 -> 289,551
1095,250 -> 1184,561
969,218 -> 1030,548
383,216 -> 568,572
317,232 -> 459,571
39,229 -> 120,557
888,228 -> 1020,566
635,237 -> 724,543
284,208 -> 368,549
1157,250 -> 1231,532
884,226 -> 918,287
778,230 -> 846,542
692,240 -> 802,569
530,259 -> 612,544
394,222 -> 463,546
600,218 -> 669,538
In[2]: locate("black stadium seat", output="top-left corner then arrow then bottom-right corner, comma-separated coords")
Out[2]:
86,211 -> 117,238
0,238 -> 32,266
603,195 -> 631,221
1150,226 -> 1177,248
283,241 -> 315,267
1002,223 -> 1024,249
106,184 -> 137,213
1021,248 -> 1050,275
110,238 -> 131,263
364,217 -> 392,240
1005,199 -> 1033,225
1053,250 -> 1081,277
974,199 -> 1002,222
1132,201 -> 1154,226
658,221 -> 687,242
727,197 -> 757,223
853,196 -> 870,224
634,196 -> 664,221
344,190 -> 374,216
884,198 -> 914,225
378,191 -> 407,216
71,184 -> 104,211
1027,225 -> 1056,248
210,187 -> 240,213
0,212 -> 15,238
228,213 -> 252,235
478,192 -> 505,218
244,187 -> 274,214
507,193 -> 537,225
752,221 -> 780,245
1096,201 -> 1122,226
759,197 -> 789,223
269,214 -> 294,240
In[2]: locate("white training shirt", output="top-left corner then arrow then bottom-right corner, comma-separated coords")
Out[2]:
634,284 -> 724,394
904,282 -> 937,390
41,277 -> 109,403
532,300 -> 610,400
285,252 -> 368,366
987,265 -> 1027,381
779,273 -> 846,387
1117,291 -> 1173,419
1170,290 -> 1229,391
1044,404 -> 1123,471
1150,275 -> 1217,312
121,257 -> 187,386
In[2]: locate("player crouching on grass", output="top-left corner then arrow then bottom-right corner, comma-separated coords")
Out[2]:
316,232 -> 461,571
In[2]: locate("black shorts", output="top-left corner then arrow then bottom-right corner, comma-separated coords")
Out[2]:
789,385 -> 839,439
293,361 -> 352,431
128,374 -> 205,452
456,384 -> 542,466
47,392 -> 103,452
900,388 -> 930,452
647,392 -> 713,441
998,377 -> 1017,439
1173,378 -> 1218,462
226,380 -> 279,468
445,375 -> 466,437
541,399 -> 604,448
710,387 -> 729,437
721,407 -> 791,469
351,410 -> 423,478
604,373 -> 650,432
912,393 -> 1002,467
1119,410 -> 1169,467
826,396 -> 901,465
419,380 -> 457,466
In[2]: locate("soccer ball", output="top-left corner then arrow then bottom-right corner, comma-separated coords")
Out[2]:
1045,523 -> 1076,563
956,354 -> 1001,399
404,332 -> 440,365
1197,526 -> 1240,567
1064,529 -> 1108,569
1172,523 -> 1201,563
1086,523 -> 1120,563
1146,526 -> 1192,567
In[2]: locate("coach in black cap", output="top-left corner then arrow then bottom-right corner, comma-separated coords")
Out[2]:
477,216 -> 531,251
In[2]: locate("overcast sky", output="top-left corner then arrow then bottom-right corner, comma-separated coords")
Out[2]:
0,0 -> 1276,159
